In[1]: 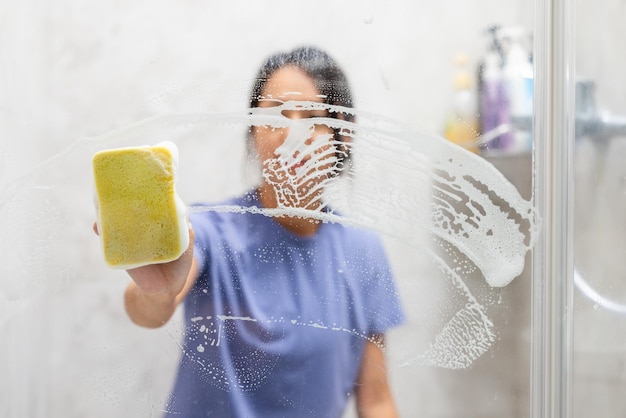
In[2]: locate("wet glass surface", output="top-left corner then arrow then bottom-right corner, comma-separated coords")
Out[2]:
0,2 -> 539,417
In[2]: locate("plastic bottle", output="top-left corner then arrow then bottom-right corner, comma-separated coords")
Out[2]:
479,49 -> 513,153
444,54 -> 479,153
501,27 -> 533,153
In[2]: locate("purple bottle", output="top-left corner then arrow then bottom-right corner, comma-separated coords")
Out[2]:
479,51 -> 513,153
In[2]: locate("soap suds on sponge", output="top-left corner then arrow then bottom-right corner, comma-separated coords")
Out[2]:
92,141 -> 188,269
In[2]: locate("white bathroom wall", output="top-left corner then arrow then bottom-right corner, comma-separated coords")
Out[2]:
575,0 -> 626,113
0,1 -> 540,417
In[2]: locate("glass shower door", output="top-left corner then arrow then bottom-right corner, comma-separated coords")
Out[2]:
0,1 -> 577,417
572,0 -> 626,416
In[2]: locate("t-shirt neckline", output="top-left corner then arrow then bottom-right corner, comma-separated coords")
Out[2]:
248,189 -> 327,244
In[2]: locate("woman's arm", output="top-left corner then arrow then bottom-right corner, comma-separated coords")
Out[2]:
355,335 -> 399,418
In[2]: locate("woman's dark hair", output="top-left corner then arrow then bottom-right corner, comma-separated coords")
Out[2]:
248,46 -> 355,168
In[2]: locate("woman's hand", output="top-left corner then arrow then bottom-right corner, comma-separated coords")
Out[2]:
93,222 -> 198,327
125,226 -> 195,299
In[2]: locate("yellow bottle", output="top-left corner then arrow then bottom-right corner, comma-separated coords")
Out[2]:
444,55 -> 480,153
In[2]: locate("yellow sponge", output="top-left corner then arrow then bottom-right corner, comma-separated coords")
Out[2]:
93,141 -> 189,269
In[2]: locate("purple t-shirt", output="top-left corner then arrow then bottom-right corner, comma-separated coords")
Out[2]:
164,191 -> 405,417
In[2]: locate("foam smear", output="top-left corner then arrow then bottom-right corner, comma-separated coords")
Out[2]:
241,101 -> 538,289
0,100 -> 539,371
189,101 -> 539,369
178,313 -> 377,392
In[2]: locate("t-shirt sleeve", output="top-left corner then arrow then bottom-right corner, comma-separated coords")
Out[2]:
357,232 -> 406,336
188,208 -> 213,278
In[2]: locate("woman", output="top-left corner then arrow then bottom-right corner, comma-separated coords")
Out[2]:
122,46 -> 404,417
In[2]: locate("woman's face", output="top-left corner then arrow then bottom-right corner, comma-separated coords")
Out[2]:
253,65 -> 338,204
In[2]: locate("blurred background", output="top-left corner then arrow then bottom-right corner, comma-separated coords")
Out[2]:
1,0 -> 625,417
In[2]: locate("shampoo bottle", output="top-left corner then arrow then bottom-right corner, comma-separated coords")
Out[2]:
479,47 -> 513,153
